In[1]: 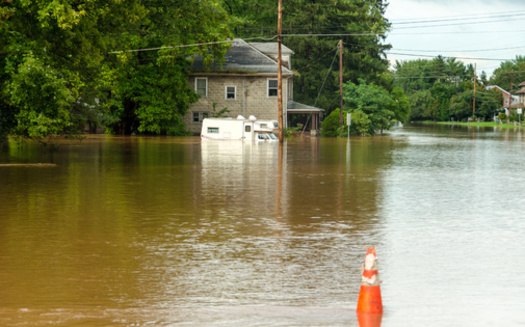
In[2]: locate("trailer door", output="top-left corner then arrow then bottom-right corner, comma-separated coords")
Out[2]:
243,123 -> 253,141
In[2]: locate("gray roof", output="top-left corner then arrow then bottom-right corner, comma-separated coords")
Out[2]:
190,39 -> 293,75
287,100 -> 324,112
249,42 -> 294,55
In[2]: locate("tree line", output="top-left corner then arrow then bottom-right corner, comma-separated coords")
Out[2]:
1,0 -> 393,143
392,55 -> 508,123
1,1 -> 521,143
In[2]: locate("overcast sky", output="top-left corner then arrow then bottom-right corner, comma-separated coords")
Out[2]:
384,0 -> 525,77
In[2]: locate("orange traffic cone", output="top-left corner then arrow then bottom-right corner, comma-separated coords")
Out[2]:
356,246 -> 383,314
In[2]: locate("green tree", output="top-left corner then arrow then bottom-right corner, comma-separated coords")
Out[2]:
321,108 -> 345,137
490,56 -> 525,91
221,0 -> 392,114
391,86 -> 410,123
449,91 -> 472,121
102,0 -> 232,135
408,90 -> 433,121
0,0 -> 232,142
320,108 -> 371,136
343,80 -> 398,135
394,56 -> 476,122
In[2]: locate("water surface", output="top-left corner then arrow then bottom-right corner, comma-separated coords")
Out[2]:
0,126 -> 524,326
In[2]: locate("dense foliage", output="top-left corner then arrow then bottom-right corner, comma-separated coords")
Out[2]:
221,0 -> 392,113
0,0 -> 231,142
3,0 -> 516,142
321,79 -> 408,136
489,56 -> 525,92
393,56 -> 503,122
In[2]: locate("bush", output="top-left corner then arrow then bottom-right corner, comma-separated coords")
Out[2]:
321,108 -> 344,137
321,109 -> 374,137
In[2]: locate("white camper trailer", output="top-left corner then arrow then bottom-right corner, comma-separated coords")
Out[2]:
254,119 -> 279,134
201,116 -> 278,141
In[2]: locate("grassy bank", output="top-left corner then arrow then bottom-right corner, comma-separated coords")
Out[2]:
420,121 -> 523,129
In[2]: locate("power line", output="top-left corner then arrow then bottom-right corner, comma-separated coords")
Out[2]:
109,34 -> 383,54
388,52 -> 515,62
390,10 -> 525,24
391,45 -> 525,53
389,29 -> 525,35
393,17 -> 523,30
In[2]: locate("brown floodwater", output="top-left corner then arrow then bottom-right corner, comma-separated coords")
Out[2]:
0,125 -> 524,326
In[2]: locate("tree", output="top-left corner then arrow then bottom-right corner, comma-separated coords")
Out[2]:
321,108 -> 372,136
394,57 -> 477,122
0,0 -> 232,142
490,56 -> 525,91
449,91 -> 472,121
408,90 -> 430,121
101,0 -> 232,135
391,86 -> 410,123
343,79 -> 399,135
221,0 -> 392,114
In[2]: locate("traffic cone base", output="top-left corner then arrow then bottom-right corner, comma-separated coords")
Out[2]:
357,285 -> 383,313
357,312 -> 383,327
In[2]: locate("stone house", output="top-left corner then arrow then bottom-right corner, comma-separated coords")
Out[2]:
184,39 -> 323,134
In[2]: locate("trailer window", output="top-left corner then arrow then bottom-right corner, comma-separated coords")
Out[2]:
245,125 -> 251,132
207,127 -> 219,133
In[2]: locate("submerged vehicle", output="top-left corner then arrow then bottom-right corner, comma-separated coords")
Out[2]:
201,116 -> 278,141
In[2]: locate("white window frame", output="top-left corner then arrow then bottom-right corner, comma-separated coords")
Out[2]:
195,77 -> 208,97
225,86 -> 236,100
267,79 -> 278,97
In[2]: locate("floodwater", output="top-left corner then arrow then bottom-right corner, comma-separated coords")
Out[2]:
0,125 -> 524,326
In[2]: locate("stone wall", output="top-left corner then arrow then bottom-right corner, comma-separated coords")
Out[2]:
185,75 -> 290,134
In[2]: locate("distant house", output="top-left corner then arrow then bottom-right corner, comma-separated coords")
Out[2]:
511,81 -> 525,111
184,39 -> 323,135
486,85 -> 517,109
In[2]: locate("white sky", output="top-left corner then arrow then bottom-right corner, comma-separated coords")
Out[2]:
384,0 -> 525,78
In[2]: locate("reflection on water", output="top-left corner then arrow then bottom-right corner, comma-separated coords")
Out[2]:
0,127 -> 524,326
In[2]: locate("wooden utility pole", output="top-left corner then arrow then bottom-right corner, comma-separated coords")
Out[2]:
473,63 -> 476,117
339,40 -> 343,127
277,0 -> 284,143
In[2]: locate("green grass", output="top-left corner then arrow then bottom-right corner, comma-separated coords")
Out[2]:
420,121 -> 523,128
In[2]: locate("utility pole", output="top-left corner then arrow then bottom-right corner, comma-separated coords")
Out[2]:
473,63 -> 476,117
339,40 -> 343,127
277,0 -> 283,143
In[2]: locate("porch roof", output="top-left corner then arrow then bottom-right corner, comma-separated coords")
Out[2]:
287,100 -> 324,114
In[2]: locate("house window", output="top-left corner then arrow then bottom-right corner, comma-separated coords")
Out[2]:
193,111 -> 209,122
225,86 -> 236,99
195,78 -> 207,97
207,127 -> 219,133
268,79 -> 278,97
